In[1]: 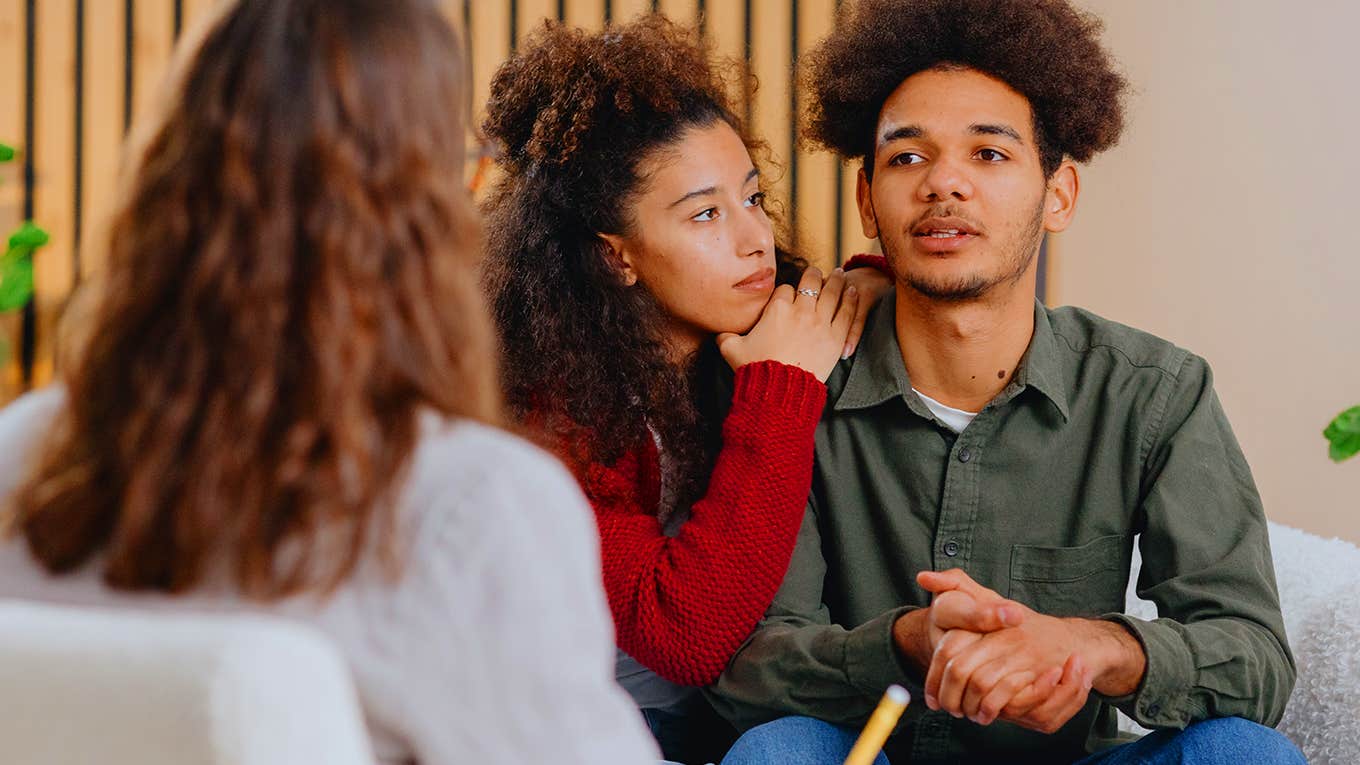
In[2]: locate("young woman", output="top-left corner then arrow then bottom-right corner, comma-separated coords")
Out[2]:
0,1 -> 656,763
481,16 -> 889,762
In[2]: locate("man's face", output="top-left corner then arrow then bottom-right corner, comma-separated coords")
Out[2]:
858,67 -> 1077,302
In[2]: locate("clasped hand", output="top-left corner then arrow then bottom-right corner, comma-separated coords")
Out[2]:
895,569 -> 1133,734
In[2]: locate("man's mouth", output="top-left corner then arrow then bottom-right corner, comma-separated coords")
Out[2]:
912,217 -> 981,251
913,217 -> 981,237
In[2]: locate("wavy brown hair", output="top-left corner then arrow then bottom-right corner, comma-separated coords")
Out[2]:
4,0 -> 497,600
481,16 -> 803,511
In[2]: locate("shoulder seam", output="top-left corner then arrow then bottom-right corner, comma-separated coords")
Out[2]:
1138,350 -> 1194,477
1050,330 -> 1183,378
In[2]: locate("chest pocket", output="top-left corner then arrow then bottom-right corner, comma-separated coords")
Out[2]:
1007,534 -> 1130,618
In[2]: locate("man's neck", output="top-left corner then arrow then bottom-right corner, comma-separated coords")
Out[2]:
895,286 -> 1037,413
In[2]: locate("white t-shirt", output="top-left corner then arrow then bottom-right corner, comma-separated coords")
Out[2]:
912,388 -> 979,434
0,387 -> 659,765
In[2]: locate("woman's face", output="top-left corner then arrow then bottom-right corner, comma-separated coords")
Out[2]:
602,120 -> 777,356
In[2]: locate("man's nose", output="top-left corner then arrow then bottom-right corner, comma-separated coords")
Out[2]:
918,157 -> 974,202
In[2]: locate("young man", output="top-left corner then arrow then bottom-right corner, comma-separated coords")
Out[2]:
709,1 -> 1303,763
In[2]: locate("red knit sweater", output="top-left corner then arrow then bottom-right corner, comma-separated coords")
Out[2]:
568,360 -> 826,686
561,254 -> 890,687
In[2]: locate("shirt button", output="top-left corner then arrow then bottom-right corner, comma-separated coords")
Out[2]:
958,448 -> 972,463
1146,703 -> 1161,717
943,540 -> 961,557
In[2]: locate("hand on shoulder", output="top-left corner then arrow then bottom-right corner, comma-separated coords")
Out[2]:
717,267 -> 860,382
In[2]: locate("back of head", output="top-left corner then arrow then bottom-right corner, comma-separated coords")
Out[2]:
804,0 -> 1127,177
6,0 -> 497,599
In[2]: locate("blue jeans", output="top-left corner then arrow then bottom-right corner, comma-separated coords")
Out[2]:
721,715 -> 1304,765
642,698 -> 740,765
1077,717 -> 1306,764
720,716 -> 890,765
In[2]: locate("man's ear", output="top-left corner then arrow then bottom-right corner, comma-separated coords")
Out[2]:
856,166 -> 880,239
1043,160 -> 1080,234
597,232 -> 639,286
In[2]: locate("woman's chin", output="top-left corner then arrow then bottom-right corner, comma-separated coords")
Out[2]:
722,313 -> 762,337
692,305 -> 763,342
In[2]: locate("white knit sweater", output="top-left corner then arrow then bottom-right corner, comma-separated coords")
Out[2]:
0,387 -> 658,765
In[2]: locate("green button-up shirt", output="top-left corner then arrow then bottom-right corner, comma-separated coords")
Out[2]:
709,295 -> 1294,764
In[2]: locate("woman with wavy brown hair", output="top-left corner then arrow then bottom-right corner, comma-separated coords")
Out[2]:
0,1 -> 656,762
481,16 -> 891,763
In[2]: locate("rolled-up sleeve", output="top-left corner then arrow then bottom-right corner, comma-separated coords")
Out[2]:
1100,353 -> 1295,729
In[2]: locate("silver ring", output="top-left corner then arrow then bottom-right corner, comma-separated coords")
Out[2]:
797,288 -> 820,298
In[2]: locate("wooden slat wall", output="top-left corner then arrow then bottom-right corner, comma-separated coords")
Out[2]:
79,1 -> 126,282
131,0 -> 175,125
796,0 -> 838,262
750,0 -> 793,241
515,0 -> 555,46
0,0 -> 891,403
0,0 -> 24,401
31,0 -> 77,387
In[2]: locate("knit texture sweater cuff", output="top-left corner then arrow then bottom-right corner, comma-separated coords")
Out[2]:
726,360 -> 827,448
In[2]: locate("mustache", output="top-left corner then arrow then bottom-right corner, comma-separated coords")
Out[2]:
912,206 -> 986,235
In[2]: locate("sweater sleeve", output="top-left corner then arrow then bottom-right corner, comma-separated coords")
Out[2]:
577,360 -> 826,687
841,253 -> 893,279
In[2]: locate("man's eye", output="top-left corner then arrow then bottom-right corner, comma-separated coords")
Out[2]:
977,149 -> 1007,162
889,152 -> 925,166
693,208 -> 719,222
744,192 -> 766,208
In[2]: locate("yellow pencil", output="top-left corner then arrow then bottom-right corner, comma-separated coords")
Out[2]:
843,685 -> 911,765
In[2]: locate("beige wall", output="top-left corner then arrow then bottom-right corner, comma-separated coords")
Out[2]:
1057,1 -> 1360,542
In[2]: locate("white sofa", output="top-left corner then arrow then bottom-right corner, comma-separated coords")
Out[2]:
1123,522 -> 1360,764
0,602 -> 375,765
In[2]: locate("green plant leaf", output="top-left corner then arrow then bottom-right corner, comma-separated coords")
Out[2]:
0,221 -> 46,313
1325,405 -> 1360,463
0,251 -> 34,312
0,142 -> 14,162
8,222 -> 49,251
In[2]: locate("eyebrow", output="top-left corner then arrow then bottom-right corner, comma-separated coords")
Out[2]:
879,123 -> 1025,145
668,167 -> 760,209
971,123 -> 1024,143
880,125 -> 923,144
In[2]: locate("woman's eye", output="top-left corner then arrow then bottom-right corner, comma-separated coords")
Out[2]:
744,191 -> 766,208
889,152 -> 925,167
977,149 -> 1007,162
693,207 -> 719,222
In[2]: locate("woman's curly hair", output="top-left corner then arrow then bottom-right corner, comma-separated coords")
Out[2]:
804,0 -> 1128,177
481,15 -> 801,512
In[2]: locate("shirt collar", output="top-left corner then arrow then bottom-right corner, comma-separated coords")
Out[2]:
834,294 -> 918,413
834,295 -> 1070,422
1013,300 -> 1070,421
